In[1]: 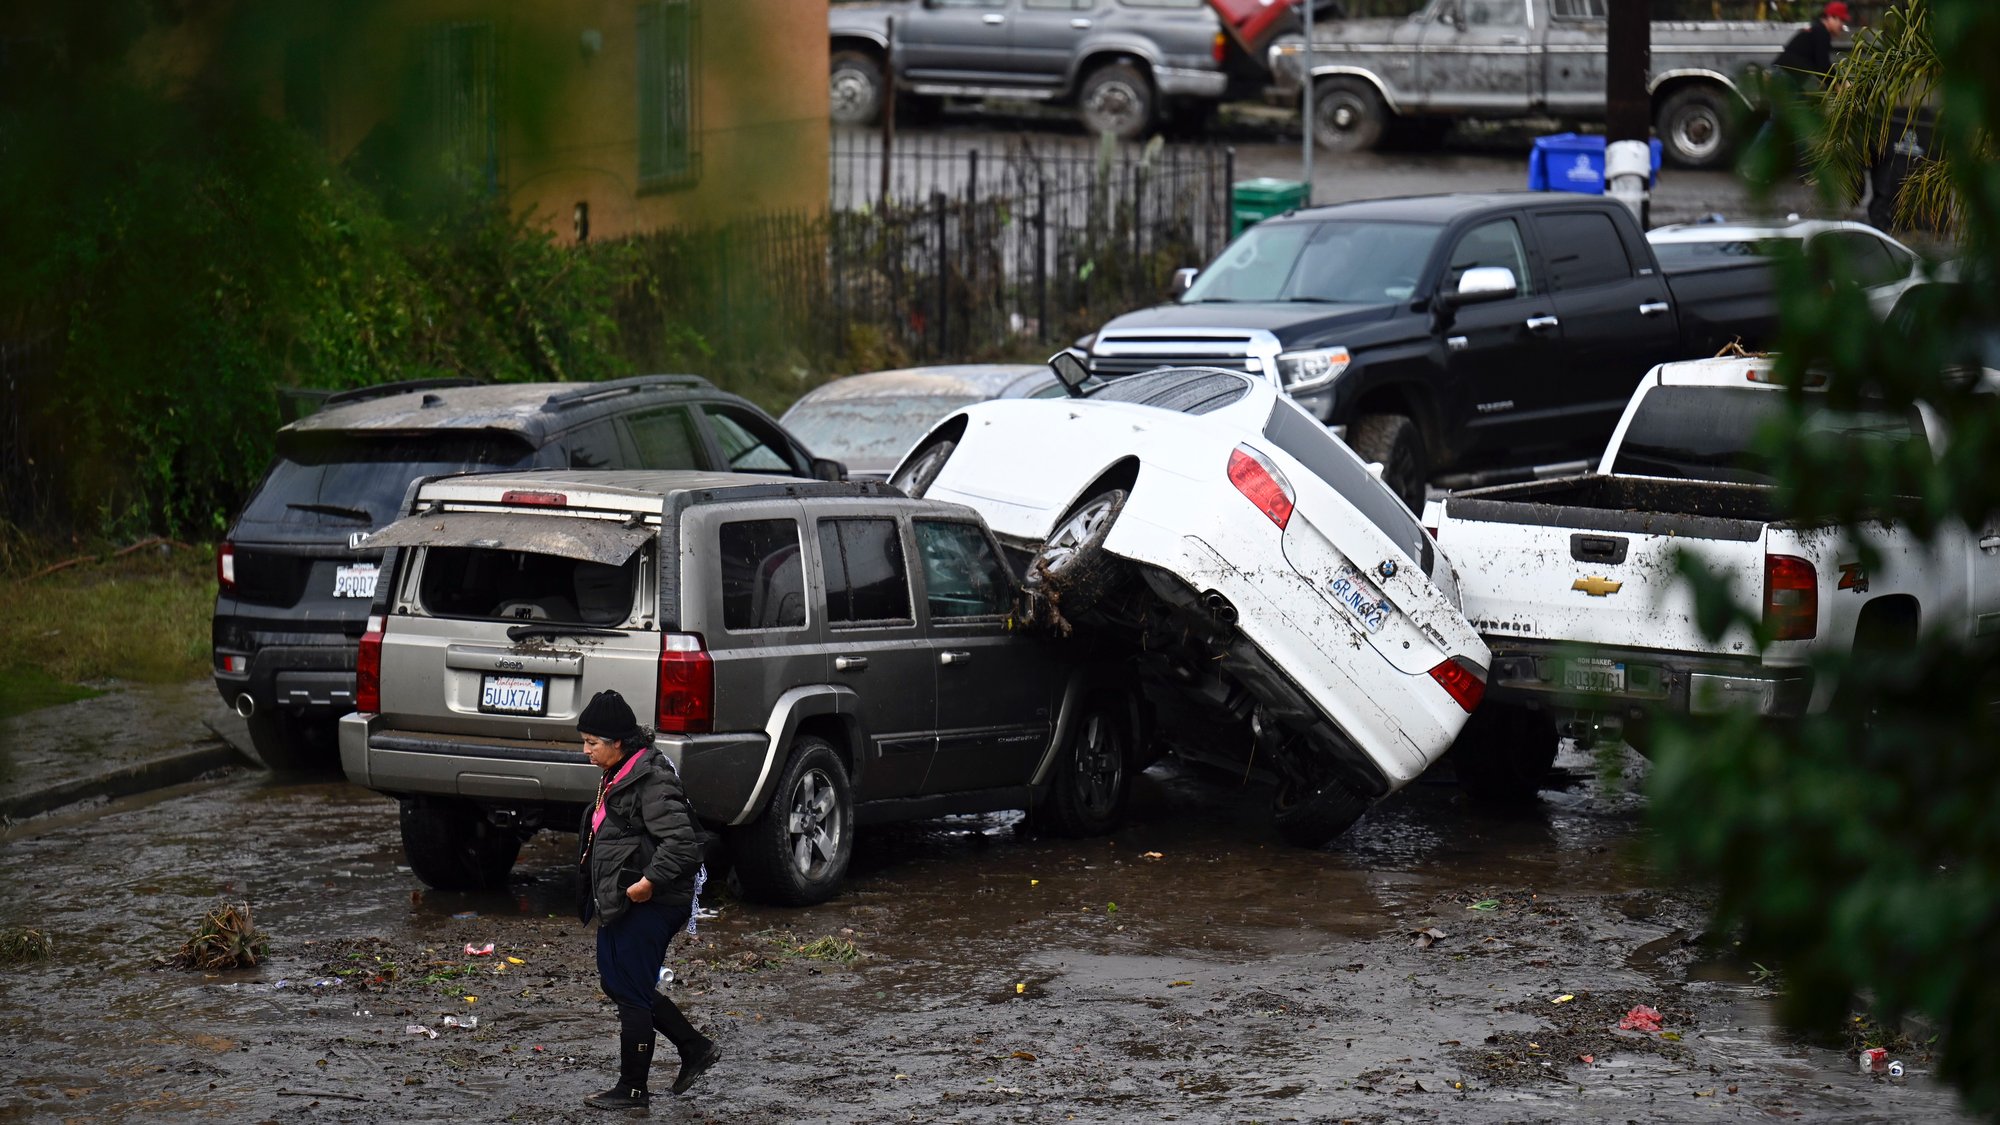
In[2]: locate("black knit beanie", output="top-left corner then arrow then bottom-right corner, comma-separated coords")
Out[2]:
577,689 -> 641,742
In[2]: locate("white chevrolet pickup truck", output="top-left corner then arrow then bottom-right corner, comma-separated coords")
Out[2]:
1423,356 -> 2000,800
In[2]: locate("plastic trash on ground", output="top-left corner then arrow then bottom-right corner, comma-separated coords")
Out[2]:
1618,1004 -> 1663,1032
464,942 -> 495,956
406,1024 -> 438,1039
443,1014 -> 478,1030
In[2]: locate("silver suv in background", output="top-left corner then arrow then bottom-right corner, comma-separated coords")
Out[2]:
339,470 -> 1138,905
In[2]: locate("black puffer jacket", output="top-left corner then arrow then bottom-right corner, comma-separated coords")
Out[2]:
577,746 -> 701,926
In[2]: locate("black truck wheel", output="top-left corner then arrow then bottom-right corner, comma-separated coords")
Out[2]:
1448,704 -> 1560,805
1033,692 -> 1132,837
1028,488 -> 1127,614
1345,413 -> 1427,512
1312,76 -> 1387,153
1656,85 -> 1734,169
400,798 -> 521,891
830,50 -> 886,127
729,737 -> 854,907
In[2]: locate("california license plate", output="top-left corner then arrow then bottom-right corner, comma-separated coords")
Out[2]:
1562,658 -> 1626,694
1327,564 -> 1394,634
479,675 -> 548,716
332,563 -> 379,599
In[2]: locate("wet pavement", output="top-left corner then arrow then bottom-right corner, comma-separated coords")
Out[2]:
0,686 -> 1968,1123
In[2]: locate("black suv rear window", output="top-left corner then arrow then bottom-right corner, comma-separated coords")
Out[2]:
418,548 -> 640,625
1089,369 -> 1250,415
239,433 -> 535,529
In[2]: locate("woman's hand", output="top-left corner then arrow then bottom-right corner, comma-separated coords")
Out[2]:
625,876 -> 654,903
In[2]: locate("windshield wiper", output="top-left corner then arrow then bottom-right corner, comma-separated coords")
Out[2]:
1284,296 -> 1342,304
287,502 -> 373,522
506,623 -> 629,642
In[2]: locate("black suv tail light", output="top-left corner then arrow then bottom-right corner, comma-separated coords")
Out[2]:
657,633 -> 713,733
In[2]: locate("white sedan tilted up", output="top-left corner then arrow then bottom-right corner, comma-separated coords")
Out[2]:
890,359 -> 1491,845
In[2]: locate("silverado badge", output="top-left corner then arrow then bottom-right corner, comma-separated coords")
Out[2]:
1571,575 -> 1622,597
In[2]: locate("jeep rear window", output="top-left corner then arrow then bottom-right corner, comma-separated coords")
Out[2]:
819,518 -> 912,625
1088,369 -> 1250,415
1263,400 -> 1433,572
1611,387 -> 1929,485
417,547 -> 641,626
239,433 -> 535,529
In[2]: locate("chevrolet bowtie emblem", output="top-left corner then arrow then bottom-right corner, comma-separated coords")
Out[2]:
1572,575 -> 1622,597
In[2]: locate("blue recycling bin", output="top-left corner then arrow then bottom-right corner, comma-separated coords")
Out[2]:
1527,133 -> 1662,195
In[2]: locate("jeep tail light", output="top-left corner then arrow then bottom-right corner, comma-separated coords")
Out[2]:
1765,554 -> 1818,640
1228,444 -> 1294,530
356,614 -> 385,713
657,633 -> 714,734
500,490 -> 567,507
1428,656 -> 1486,713
218,541 -> 236,592
1213,31 -> 1227,64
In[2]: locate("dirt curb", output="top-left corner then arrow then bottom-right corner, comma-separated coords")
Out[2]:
0,740 -> 252,823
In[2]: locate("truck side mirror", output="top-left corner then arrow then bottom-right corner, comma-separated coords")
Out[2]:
812,457 -> 848,482
1172,267 -> 1199,297
1443,266 -> 1518,306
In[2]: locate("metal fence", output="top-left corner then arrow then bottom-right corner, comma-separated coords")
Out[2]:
826,129 -> 1235,363
1,334 -> 58,530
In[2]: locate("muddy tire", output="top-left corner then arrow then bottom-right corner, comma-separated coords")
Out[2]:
1345,413 -> 1427,512
400,798 -> 521,891
1656,85 -> 1734,170
1312,76 -> 1387,154
1448,704 -> 1559,805
830,50 -> 886,126
729,737 -> 853,907
244,709 -> 335,774
1028,488 -> 1127,615
1079,61 -> 1155,140
1033,692 -> 1132,837
1272,773 -> 1369,847
890,438 -> 955,499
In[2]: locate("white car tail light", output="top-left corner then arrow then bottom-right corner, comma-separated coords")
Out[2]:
1227,444 -> 1295,529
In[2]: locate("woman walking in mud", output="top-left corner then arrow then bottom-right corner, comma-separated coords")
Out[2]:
575,689 -> 721,1109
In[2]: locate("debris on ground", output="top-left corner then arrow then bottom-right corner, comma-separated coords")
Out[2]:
464,942 -> 495,956
0,926 -> 53,964
166,902 -> 267,970
1619,1004 -> 1664,1033
1410,927 -> 1447,949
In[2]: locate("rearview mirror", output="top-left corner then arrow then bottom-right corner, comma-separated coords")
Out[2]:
1171,267 -> 1199,297
1047,348 -> 1091,399
1444,266 -> 1518,306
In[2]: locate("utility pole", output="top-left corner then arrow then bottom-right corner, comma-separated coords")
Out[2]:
1300,0 -> 1315,205
1605,0 -> 1651,226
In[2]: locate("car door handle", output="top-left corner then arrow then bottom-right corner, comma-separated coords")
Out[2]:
983,12 -> 1005,24
1499,34 -> 1526,44
1525,315 -> 1560,331
1638,301 -> 1670,317
1071,17 -> 1093,28
939,650 -> 972,666
834,656 -> 869,672
1980,535 -> 2000,552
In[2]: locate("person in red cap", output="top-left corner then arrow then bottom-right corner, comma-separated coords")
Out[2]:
1774,2 -> 1850,83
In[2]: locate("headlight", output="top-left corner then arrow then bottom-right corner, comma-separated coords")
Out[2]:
1275,347 -> 1351,393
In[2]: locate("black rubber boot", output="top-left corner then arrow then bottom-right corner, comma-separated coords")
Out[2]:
653,990 -> 719,1094
583,1019 -> 654,1110
670,1039 -> 721,1095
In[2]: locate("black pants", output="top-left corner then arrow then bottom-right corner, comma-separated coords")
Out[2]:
596,899 -> 707,1056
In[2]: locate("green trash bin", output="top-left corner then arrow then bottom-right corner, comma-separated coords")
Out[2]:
1231,178 -> 1308,237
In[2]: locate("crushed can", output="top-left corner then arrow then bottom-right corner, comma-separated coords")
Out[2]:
1860,1047 -> 1889,1072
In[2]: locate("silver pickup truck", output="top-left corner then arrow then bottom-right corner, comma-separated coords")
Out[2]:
1270,0 -> 1825,168
830,0 -> 1257,139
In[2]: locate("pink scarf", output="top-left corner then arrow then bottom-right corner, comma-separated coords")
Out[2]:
591,750 -> 644,836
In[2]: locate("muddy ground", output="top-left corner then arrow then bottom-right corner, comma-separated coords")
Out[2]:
0,744 -> 1965,1124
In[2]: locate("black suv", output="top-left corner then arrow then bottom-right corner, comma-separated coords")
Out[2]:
214,375 -> 839,770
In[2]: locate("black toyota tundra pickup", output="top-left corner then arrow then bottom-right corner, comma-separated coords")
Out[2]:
1081,192 -> 1776,508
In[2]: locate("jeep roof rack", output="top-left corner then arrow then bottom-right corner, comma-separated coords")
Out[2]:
320,377 -> 487,410
543,374 -> 713,411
